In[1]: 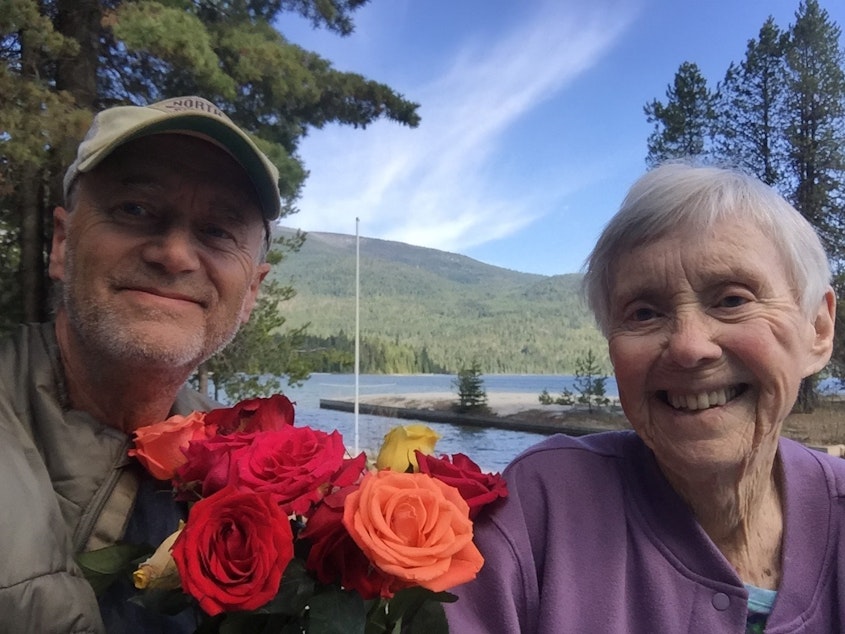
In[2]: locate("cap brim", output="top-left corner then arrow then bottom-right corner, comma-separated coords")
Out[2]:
76,115 -> 281,220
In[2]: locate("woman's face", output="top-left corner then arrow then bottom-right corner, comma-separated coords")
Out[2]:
607,220 -> 832,480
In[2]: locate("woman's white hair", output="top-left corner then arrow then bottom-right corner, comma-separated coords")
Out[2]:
583,162 -> 832,336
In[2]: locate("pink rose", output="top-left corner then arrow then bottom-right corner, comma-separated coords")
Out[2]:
230,426 -> 349,515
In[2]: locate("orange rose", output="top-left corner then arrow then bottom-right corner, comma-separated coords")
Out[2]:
129,411 -> 215,480
342,470 -> 483,593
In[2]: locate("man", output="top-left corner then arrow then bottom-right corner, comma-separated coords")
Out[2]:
0,96 -> 281,633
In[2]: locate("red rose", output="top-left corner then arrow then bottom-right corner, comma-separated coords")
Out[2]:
129,412 -> 216,480
171,485 -> 293,616
329,451 -> 367,489
230,427 -> 348,515
173,432 -> 255,500
301,487 -> 399,599
416,451 -> 508,519
205,394 -> 295,435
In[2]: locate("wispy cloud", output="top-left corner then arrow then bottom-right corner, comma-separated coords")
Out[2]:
291,1 -> 637,251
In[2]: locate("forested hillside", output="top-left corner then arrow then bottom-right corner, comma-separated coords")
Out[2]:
270,228 -> 609,374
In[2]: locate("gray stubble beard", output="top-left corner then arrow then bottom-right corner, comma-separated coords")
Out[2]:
60,246 -> 242,373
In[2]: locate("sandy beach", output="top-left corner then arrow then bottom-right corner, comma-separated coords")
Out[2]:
343,391 -> 632,433
359,391 -> 551,416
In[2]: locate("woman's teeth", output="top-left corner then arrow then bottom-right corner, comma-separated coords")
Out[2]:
667,386 -> 739,411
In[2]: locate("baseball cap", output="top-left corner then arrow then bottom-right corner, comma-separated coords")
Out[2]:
63,96 -> 282,220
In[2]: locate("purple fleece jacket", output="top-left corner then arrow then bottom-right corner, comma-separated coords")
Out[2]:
445,431 -> 845,633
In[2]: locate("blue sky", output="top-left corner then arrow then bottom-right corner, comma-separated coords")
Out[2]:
281,0 -> 845,276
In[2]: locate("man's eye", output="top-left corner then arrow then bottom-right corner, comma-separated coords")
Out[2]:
203,225 -> 235,241
117,202 -> 149,217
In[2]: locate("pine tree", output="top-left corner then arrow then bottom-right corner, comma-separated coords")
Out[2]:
454,361 -> 488,413
572,349 -> 610,413
712,18 -> 789,186
644,62 -> 716,166
783,0 -> 845,260
783,0 -> 845,411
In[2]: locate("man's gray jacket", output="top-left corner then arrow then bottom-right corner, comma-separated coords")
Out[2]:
0,323 -> 214,633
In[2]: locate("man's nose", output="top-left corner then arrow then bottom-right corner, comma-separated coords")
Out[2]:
140,226 -> 201,274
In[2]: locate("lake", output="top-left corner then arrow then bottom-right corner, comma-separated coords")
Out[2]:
282,373 -> 620,473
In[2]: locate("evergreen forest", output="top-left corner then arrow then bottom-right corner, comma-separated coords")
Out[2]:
270,228 -> 609,376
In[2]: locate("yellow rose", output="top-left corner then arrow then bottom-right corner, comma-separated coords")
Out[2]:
375,424 -> 440,472
133,521 -> 185,591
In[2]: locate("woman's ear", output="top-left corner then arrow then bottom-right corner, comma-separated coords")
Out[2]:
804,287 -> 836,376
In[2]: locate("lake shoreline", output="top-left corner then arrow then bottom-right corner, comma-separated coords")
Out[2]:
319,391 -> 631,437
319,391 -> 845,456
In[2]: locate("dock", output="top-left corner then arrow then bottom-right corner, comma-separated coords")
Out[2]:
318,398 -> 604,436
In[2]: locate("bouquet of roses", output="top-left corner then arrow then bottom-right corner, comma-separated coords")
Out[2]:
83,394 -> 507,633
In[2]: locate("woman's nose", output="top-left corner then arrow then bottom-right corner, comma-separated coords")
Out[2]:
665,310 -> 722,368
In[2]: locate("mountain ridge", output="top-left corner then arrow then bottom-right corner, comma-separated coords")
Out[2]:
270,227 -> 607,374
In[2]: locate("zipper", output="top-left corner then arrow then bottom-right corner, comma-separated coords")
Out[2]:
72,436 -> 133,552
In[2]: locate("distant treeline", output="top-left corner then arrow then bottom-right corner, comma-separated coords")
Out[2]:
300,332 -> 448,374
298,329 -> 611,376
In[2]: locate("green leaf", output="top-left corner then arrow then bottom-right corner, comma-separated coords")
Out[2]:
260,558 -> 315,616
364,599 -> 391,634
405,599 -> 449,634
386,587 -> 456,620
217,611 -> 305,633
364,589 -> 456,634
75,543 -> 153,596
128,587 -> 194,616
194,612 -> 226,634
308,587 -> 367,634
218,612 -> 265,633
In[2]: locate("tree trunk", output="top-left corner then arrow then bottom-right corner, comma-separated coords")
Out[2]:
29,0 -> 102,320
18,164 -> 45,322
197,363 -> 210,398
18,23 -> 46,322
55,0 -> 100,108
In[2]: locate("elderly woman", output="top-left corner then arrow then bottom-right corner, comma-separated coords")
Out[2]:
445,163 -> 844,633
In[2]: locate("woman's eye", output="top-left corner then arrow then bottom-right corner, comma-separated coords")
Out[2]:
630,307 -> 657,322
718,295 -> 749,308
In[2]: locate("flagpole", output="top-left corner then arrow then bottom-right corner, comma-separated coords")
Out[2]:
354,217 -> 360,455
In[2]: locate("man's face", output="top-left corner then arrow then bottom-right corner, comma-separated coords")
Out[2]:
50,134 -> 270,370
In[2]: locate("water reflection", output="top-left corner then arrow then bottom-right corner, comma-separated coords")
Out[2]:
288,374 -> 568,472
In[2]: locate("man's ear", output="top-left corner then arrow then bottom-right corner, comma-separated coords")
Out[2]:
48,207 -> 70,282
804,287 -> 836,376
238,263 -> 271,324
